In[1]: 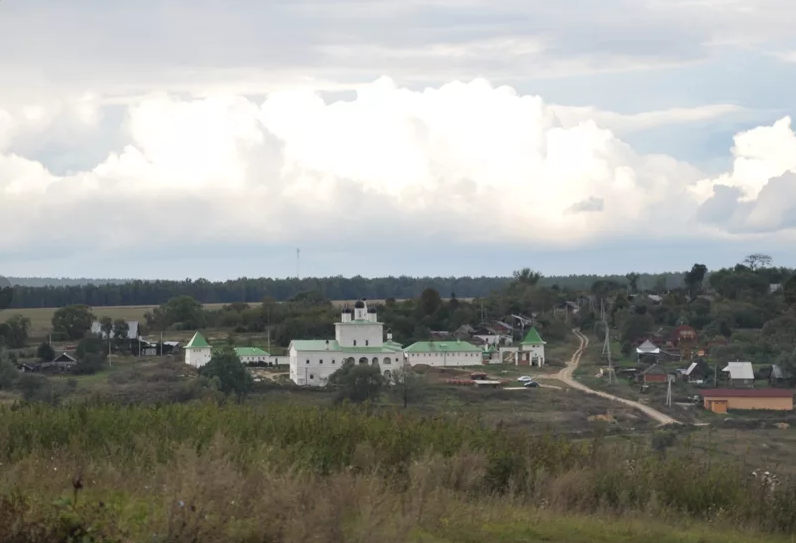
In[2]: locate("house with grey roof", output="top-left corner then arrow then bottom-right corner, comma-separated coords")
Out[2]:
722,361 -> 755,387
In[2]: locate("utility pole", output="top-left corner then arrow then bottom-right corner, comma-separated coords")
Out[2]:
296,248 -> 300,280
665,376 -> 672,407
601,299 -> 614,384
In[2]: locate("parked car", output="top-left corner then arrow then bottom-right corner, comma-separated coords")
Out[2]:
517,376 -> 533,382
524,381 -> 540,388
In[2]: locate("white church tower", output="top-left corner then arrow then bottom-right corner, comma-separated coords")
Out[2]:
335,298 -> 384,348
184,331 -> 212,368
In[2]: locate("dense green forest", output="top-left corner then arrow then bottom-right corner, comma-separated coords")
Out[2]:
4,272 -> 688,308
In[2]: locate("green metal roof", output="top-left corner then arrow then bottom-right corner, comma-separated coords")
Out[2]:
521,327 -> 545,345
185,331 -> 210,349
404,340 -> 482,353
337,319 -> 382,325
234,347 -> 270,357
289,340 -> 402,354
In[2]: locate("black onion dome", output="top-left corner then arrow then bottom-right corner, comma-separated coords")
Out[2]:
354,299 -> 365,309
343,307 -> 353,313
367,307 -> 376,313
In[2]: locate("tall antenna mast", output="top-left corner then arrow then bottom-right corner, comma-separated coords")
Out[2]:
296,248 -> 300,280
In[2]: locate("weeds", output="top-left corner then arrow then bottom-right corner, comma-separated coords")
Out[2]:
0,402 -> 794,541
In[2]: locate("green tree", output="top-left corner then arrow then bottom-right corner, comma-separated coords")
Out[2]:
684,263 -> 708,297
742,253 -> 772,271
625,272 -> 640,293
419,288 -> 442,317
52,305 -> 95,340
1,315 -> 31,348
0,351 -> 19,390
112,319 -> 130,343
75,337 -> 108,375
198,347 -> 254,397
620,312 -> 654,343
328,361 -> 384,404
512,268 -> 542,287
36,341 -> 55,361
99,316 -> 113,338
393,366 -> 426,408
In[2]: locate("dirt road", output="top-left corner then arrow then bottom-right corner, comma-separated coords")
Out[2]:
553,329 -> 680,426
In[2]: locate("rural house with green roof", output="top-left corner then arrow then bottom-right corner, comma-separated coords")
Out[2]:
184,331 -> 212,368
289,298 -> 405,386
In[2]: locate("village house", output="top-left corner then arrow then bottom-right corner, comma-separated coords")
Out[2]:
39,353 -> 78,373
722,361 -> 755,387
670,325 -> 698,359
636,340 -> 661,362
289,299 -> 405,387
91,320 -> 140,340
700,389 -> 794,413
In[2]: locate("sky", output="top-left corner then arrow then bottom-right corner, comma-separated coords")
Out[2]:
1,0 -> 796,280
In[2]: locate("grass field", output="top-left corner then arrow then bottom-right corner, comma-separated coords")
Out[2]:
1,402 -> 794,542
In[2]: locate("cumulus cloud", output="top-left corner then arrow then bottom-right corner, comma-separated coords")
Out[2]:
1,77 -> 795,260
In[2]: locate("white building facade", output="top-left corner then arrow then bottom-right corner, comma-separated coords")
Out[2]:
404,340 -> 484,367
184,331 -> 212,368
289,299 -> 405,386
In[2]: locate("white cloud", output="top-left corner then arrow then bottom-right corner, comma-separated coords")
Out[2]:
2,77 -> 795,262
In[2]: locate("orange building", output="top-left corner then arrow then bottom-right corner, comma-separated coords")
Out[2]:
700,389 -> 794,414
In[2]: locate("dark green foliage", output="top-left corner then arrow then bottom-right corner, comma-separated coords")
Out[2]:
0,314 -> 30,348
198,347 -> 254,397
36,341 -> 55,361
51,304 -> 95,340
328,362 -> 384,403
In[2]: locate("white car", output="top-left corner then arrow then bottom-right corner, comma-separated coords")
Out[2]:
517,376 -> 533,382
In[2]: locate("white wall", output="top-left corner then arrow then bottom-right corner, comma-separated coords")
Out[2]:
406,351 -> 482,367
185,347 -> 211,368
519,344 -> 545,366
335,323 -> 384,348
290,348 -> 401,386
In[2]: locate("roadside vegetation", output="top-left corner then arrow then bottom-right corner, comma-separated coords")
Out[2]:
1,402 -> 795,542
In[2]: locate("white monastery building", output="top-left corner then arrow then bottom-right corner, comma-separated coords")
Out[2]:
184,331 -> 212,368
404,340 -> 484,367
289,299 -> 405,386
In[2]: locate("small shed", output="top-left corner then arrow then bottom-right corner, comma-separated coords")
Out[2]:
722,361 -> 754,387
641,364 -> 668,384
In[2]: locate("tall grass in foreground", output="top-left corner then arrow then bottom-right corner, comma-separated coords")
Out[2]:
1,402 -> 795,542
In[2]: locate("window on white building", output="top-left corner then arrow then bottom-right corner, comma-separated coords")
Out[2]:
332,359 -> 336,364
319,360 -> 323,364
310,374 -> 314,379
366,340 -> 369,346
306,360 -> 310,364
353,340 -> 357,346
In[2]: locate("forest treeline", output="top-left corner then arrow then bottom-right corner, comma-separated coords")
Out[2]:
4,272 -> 687,308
